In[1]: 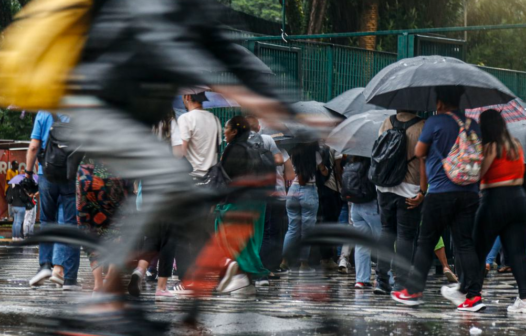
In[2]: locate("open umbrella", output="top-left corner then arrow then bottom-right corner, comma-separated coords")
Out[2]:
326,110 -> 396,157
465,98 -> 526,123
363,56 -> 516,111
291,101 -> 345,120
508,120 -> 526,155
8,174 -> 38,185
324,87 -> 384,118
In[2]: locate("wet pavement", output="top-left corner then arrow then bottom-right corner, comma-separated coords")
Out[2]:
1,244 -> 526,335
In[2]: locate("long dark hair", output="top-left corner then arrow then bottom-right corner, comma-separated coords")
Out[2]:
480,109 -> 520,160
227,116 -> 251,142
290,142 -> 319,185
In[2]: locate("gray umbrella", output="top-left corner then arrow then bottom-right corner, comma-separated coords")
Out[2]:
508,121 -> 526,160
324,87 -> 384,118
326,110 -> 396,157
291,101 -> 345,120
363,56 -> 516,111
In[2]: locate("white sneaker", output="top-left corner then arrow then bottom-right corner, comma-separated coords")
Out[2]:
127,268 -> 144,297
216,260 -> 238,292
49,272 -> 64,287
508,297 -> 526,313
441,284 -> 465,306
220,274 -> 253,294
338,257 -> 349,274
29,266 -> 52,287
172,281 -> 194,296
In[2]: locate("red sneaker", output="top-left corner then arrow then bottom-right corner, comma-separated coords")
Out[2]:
391,289 -> 423,306
354,282 -> 372,289
457,296 -> 486,312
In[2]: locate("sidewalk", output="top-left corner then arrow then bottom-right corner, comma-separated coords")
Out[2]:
0,243 -> 525,335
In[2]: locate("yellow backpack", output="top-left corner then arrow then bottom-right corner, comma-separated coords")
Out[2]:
0,0 -> 92,110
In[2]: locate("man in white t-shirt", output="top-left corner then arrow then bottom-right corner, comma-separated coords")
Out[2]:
178,92 -> 221,180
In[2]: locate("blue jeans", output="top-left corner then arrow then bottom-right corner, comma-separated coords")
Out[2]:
283,184 -> 319,262
486,236 -> 502,265
352,200 -> 382,283
12,206 -> 26,238
38,174 -> 80,281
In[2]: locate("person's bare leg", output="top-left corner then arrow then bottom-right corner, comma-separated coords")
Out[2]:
54,265 -> 64,277
91,262 -> 104,292
435,247 -> 458,282
157,277 -> 168,291
135,260 -> 149,274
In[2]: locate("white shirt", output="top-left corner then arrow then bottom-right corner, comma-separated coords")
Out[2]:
276,149 -> 290,198
178,109 -> 221,177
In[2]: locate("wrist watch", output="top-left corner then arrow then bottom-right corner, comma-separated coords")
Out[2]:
26,170 -> 34,175
418,189 -> 426,196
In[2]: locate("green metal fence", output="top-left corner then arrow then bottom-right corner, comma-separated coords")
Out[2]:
477,66 -> 526,102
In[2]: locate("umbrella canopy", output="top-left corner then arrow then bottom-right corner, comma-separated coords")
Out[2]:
291,101 -> 345,120
324,87 -> 384,118
8,174 -> 38,185
173,91 -> 240,110
465,98 -> 526,123
508,120 -> 526,156
326,110 -> 396,158
363,56 -> 516,111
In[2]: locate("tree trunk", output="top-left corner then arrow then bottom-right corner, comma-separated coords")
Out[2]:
307,0 -> 328,35
0,0 -> 13,30
278,0 -> 304,35
18,0 -> 31,6
359,0 -> 379,50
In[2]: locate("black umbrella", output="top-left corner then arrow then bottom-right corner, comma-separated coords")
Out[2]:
363,56 -> 516,111
324,87 -> 384,118
326,110 -> 396,157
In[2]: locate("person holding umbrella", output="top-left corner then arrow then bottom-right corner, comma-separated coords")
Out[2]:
391,86 -> 485,311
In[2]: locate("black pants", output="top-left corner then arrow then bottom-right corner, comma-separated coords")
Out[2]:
407,192 -> 481,298
318,187 -> 342,260
474,186 -> 526,299
142,221 -> 177,278
376,191 -> 422,289
260,200 -> 287,270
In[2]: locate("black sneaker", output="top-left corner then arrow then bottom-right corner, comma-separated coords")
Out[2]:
63,279 -> 82,291
273,267 -> 289,275
373,283 -> 391,295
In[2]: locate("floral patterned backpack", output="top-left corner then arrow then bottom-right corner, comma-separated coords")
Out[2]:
441,112 -> 483,185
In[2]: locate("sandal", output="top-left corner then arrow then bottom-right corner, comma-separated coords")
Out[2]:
443,268 -> 458,283
498,266 -> 512,273
484,264 -> 490,277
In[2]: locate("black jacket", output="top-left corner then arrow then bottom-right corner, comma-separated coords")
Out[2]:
74,0 -> 285,125
6,185 -> 31,208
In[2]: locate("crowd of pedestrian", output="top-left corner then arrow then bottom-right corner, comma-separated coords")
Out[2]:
12,83 -> 524,315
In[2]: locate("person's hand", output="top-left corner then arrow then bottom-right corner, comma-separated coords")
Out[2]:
406,192 -> 424,210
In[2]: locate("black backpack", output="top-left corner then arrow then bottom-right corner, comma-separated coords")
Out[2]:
368,115 -> 421,188
38,114 -> 83,184
239,142 -> 276,189
341,158 -> 377,203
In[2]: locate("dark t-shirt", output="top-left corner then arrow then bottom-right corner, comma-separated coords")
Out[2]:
418,111 -> 481,194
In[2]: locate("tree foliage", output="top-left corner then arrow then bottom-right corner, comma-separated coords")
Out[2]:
230,0 -> 283,23
0,110 -> 35,141
466,0 -> 526,71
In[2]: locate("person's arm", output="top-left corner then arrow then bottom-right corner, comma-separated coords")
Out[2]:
415,141 -> 430,159
26,139 -> 41,178
419,157 -> 428,193
273,153 -> 284,166
406,157 -> 427,210
284,158 -> 295,181
480,143 -> 497,178
172,145 -> 183,158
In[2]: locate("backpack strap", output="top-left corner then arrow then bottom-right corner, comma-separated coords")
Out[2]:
390,115 -> 422,131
